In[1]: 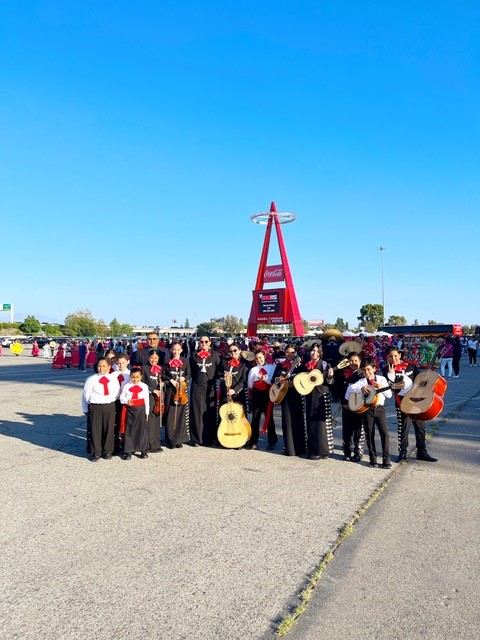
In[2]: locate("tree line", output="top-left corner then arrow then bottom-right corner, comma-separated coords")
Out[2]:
1,304 -> 477,337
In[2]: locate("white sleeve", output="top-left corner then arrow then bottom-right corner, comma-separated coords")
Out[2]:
82,376 -> 94,413
347,378 -> 367,395
119,385 -> 130,404
397,374 -> 413,396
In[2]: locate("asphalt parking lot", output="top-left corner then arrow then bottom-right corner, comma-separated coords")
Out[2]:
1,350 -> 478,640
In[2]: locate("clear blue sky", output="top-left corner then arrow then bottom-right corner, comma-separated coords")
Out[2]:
1,1 -> 479,328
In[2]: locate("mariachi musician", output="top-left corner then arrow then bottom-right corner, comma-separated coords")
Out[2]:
273,345 -> 305,457
219,343 -> 248,408
300,343 -> 334,460
189,336 -> 221,447
141,350 -> 164,453
247,350 -> 277,450
333,342 -> 365,462
163,341 -> 191,449
382,347 -> 437,462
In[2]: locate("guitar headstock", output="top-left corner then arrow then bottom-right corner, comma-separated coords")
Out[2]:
337,358 -> 349,370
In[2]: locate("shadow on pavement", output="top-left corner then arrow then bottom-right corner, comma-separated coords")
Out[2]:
0,412 -> 88,459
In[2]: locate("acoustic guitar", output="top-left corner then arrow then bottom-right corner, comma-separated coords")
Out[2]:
400,350 -> 447,421
217,370 -> 251,448
269,357 -> 302,404
293,358 -> 349,396
348,385 -> 379,414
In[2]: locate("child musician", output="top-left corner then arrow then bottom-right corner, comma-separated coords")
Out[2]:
119,366 -> 150,460
247,350 -> 277,450
111,354 -> 131,455
345,357 -> 392,469
82,358 -> 120,461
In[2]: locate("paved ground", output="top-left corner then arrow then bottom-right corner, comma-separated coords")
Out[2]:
0,350 -> 478,639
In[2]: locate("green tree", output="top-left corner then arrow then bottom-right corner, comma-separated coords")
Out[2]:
64,309 -> 97,337
223,315 -> 244,336
195,321 -> 217,337
413,319 -> 419,325
43,323 -> 63,336
119,323 -> 133,336
185,318 -> 190,328
96,319 -> 110,337
387,315 -> 407,326
358,304 -> 384,332
428,319 -> 438,325
109,318 -> 122,336
19,315 -> 42,334
334,317 -> 348,331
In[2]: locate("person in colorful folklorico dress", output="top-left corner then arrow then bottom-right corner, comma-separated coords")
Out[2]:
163,342 -> 191,448
189,336 -> 221,447
52,344 -> 66,369
31,341 -> 40,357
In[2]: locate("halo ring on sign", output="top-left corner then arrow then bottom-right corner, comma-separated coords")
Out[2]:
251,211 -> 296,225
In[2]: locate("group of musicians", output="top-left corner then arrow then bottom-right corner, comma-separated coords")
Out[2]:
82,331 -> 438,466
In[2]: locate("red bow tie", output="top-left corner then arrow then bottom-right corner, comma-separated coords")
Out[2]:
394,363 -> 407,372
150,364 -> 161,375
229,359 -> 240,368
169,358 -> 183,368
130,384 -> 142,400
306,360 -> 317,371
98,376 -> 110,395
198,350 -> 210,359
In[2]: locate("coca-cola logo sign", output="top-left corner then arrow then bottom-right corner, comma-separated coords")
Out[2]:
264,264 -> 284,282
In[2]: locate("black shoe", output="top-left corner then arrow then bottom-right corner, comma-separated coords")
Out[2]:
176,444 -> 183,448
381,459 -> 392,469
398,452 -> 408,462
193,443 -> 200,447
123,453 -> 132,461
369,458 -> 378,468
352,454 -> 362,463
343,454 -> 352,461
310,455 -> 321,460
91,456 -> 101,463
417,451 -> 438,462
103,453 -> 113,460
140,451 -> 148,459
266,443 -> 276,451
149,447 -> 163,453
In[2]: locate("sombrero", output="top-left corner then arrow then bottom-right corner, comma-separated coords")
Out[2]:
339,341 -> 363,357
320,328 -> 343,341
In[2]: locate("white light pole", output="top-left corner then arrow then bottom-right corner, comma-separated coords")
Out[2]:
379,247 -> 386,325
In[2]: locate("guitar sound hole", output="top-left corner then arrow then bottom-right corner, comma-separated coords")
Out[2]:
420,381 -> 427,387
227,413 -> 235,421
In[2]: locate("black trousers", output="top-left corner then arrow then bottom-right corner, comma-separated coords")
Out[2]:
341,406 -> 365,455
452,357 -> 460,376
148,393 -> 162,450
468,348 -> 477,365
87,402 -> 116,458
250,388 -> 277,445
363,404 -> 390,460
395,406 -> 426,455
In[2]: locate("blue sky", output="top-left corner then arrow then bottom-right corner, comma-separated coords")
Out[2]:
1,1 -> 479,328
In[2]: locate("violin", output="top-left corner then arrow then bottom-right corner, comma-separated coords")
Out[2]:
173,379 -> 188,405
153,372 -> 165,416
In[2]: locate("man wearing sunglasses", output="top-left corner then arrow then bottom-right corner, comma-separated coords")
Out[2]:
130,332 -> 169,368
189,336 -> 221,446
